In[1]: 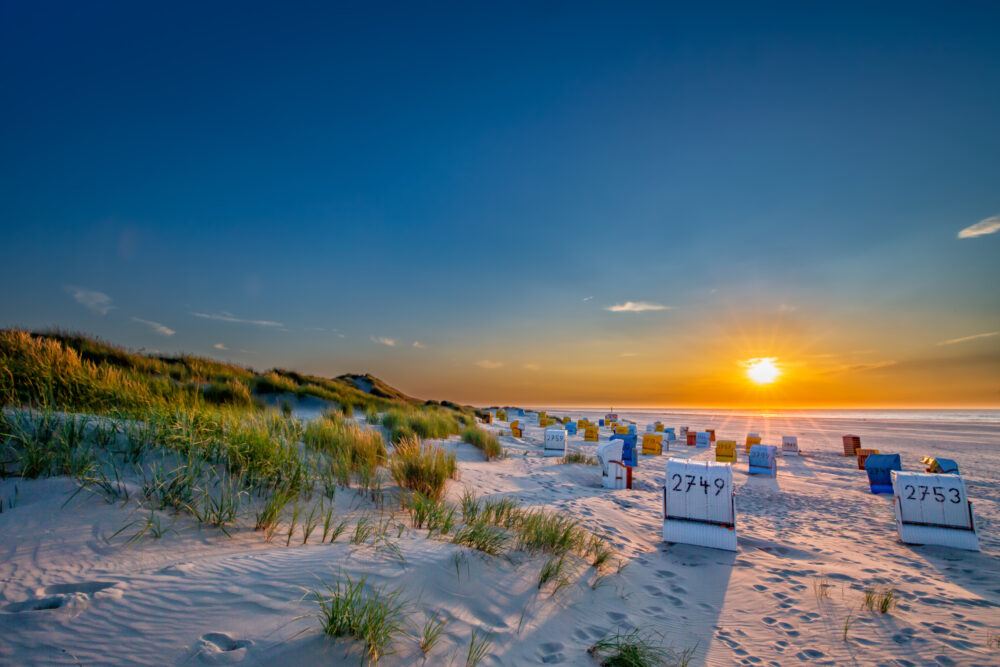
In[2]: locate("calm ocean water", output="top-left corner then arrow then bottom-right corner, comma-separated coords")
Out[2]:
534,408 -> 1000,424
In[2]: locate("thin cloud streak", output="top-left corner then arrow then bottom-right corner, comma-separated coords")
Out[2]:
65,286 -> 115,315
192,312 -> 283,327
370,336 -> 396,347
937,331 -> 998,346
131,317 -> 175,336
605,301 -> 669,313
412,341 -> 426,349
213,343 -> 227,350
957,215 -> 1000,239
476,360 -> 503,369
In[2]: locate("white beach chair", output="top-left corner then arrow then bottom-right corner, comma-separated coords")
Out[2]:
781,436 -> 799,456
543,427 -> 567,458
662,458 -> 737,551
891,471 -> 979,551
596,440 -> 628,489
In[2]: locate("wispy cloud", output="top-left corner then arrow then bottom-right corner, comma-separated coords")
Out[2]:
412,341 -> 426,349
192,312 -> 283,327
523,363 -> 539,371
824,360 -> 897,375
779,303 -> 797,313
370,336 -> 396,347
937,331 -> 998,346
620,352 -> 639,357
958,215 -> 1000,239
131,317 -> 175,336
476,360 -> 503,369
582,296 -> 593,302
65,286 -> 115,315
605,301 -> 669,313
213,343 -> 228,350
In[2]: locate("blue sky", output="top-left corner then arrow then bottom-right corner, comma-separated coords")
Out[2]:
2,1 -> 998,406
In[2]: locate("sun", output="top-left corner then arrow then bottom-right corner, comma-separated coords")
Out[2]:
745,357 -> 780,384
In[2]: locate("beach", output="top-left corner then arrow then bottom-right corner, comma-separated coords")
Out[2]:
1,407 -> 997,665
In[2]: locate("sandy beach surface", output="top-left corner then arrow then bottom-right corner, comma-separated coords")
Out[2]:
1,408 -> 998,666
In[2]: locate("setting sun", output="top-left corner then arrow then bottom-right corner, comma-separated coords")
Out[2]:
745,357 -> 781,384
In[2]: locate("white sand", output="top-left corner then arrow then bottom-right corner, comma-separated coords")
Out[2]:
1,410 -> 998,665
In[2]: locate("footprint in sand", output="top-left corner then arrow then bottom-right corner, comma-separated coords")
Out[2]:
197,632 -> 253,664
3,581 -> 118,613
537,642 -> 565,664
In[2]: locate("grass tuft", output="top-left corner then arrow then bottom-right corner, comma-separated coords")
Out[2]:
388,437 -> 456,500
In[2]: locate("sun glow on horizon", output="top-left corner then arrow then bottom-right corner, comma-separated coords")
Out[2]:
745,357 -> 781,384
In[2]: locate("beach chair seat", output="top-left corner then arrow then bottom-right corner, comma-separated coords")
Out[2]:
706,429 -> 716,442
664,427 -> 675,441
583,426 -> 598,441
781,436 -> 799,456
695,431 -> 711,448
510,420 -> 522,438
745,433 -> 761,453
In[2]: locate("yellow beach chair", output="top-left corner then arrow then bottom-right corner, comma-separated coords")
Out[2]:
716,440 -> 736,463
584,426 -> 598,441
642,433 -> 663,455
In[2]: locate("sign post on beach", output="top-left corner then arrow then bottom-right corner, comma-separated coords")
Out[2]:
662,459 -> 737,551
891,471 -> 980,551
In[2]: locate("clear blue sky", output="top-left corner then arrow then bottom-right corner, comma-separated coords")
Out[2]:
2,1 -> 998,406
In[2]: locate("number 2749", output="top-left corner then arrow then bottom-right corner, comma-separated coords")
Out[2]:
671,474 -> 726,495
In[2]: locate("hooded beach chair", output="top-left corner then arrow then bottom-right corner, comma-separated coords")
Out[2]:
695,431 -> 711,448
496,410 -> 507,421
745,433 -> 761,453
655,422 -> 664,432
706,429 -> 716,442
715,440 -> 736,463
662,458 -> 737,551
583,425 -> 598,441
642,433 -> 664,455
596,440 -> 630,489
920,457 -> 959,474
843,435 -> 861,456
748,445 -> 777,477
891,470 -> 979,551
679,426 -> 689,439
510,420 -> 523,438
565,421 -> 577,435
781,436 -> 799,456
611,433 -> 638,468
481,413 -> 492,424
664,427 -> 676,441
543,427 -> 567,458
864,453 -> 901,494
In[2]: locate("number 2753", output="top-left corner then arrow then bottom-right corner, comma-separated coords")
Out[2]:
903,484 -> 960,503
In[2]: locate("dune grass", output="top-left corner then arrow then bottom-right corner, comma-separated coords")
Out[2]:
389,437 -> 456,500
562,450 -> 598,465
460,426 -> 502,460
588,627 -> 695,667
308,574 -> 410,664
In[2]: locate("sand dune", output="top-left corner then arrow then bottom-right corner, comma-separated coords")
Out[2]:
1,411 -> 998,665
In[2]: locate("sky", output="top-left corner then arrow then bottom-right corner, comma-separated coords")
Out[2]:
1,1 -> 998,408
